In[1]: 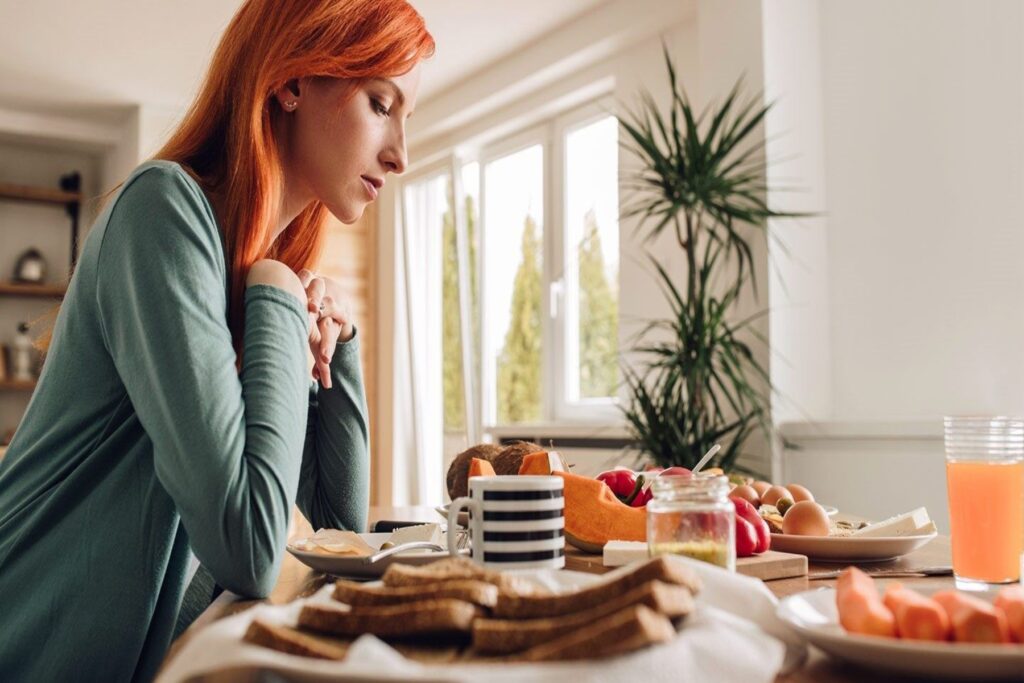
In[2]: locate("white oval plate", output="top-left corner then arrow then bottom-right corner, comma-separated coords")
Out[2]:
768,532 -> 937,562
286,532 -> 465,579
778,588 -> 1024,680
434,504 -> 469,527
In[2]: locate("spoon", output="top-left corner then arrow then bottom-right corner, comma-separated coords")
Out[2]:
691,443 -> 722,474
361,541 -> 446,565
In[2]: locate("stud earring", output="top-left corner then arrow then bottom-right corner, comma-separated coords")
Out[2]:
284,101 -> 297,110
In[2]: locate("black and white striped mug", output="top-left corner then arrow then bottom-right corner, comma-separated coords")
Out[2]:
447,475 -> 565,570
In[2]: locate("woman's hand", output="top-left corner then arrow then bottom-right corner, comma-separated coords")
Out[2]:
298,269 -> 355,389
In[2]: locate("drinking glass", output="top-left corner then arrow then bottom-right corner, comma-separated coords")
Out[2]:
944,416 -> 1024,589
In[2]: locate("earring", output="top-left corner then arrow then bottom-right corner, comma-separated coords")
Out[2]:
284,101 -> 297,110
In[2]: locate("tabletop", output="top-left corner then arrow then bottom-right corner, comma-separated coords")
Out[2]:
163,505 -> 957,682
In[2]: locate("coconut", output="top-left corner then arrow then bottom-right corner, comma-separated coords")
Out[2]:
446,443 -> 502,501
490,440 -> 545,476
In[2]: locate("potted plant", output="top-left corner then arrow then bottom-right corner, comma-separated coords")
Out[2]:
618,48 -> 805,475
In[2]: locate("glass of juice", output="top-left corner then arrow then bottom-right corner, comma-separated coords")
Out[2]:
944,416 -> 1024,590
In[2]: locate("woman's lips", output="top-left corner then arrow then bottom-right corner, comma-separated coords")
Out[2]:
361,176 -> 379,200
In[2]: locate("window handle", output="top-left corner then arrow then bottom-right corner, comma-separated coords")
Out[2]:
550,279 -> 564,318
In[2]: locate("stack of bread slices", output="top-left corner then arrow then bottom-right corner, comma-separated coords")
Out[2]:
245,556 -> 700,663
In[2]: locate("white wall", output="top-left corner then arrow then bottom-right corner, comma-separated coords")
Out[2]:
765,0 -> 1024,525
770,0 -> 1024,424
822,0 -> 1024,421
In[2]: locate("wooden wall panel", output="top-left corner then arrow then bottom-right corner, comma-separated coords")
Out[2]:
317,206 -> 378,506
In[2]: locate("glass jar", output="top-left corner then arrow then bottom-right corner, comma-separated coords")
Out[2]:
647,474 -> 735,571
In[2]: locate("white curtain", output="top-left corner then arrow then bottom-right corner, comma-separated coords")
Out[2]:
391,176 -> 445,505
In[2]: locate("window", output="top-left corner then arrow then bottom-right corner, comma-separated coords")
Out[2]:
404,99 -> 619,441
562,113 -> 620,409
483,142 -> 545,425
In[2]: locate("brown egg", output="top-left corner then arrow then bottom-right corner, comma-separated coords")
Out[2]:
730,484 -> 761,507
786,483 -> 815,503
781,501 -> 830,536
761,485 -> 791,507
751,480 -> 772,497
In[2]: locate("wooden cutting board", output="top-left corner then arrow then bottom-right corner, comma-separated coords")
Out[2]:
595,541 -> 807,580
736,549 -> 807,580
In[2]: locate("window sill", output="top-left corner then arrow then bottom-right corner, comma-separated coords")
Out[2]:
484,422 -> 634,449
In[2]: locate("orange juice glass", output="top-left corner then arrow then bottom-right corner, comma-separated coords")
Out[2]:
944,416 -> 1024,589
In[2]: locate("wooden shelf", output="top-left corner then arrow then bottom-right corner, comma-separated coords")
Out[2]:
0,379 -> 36,391
0,182 -> 81,206
0,282 -> 66,298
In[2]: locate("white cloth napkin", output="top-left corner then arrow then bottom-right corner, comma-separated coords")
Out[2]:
157,555 -> 806,683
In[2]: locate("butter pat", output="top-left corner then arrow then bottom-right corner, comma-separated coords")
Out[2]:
603,540 -> 649,567
385,523 -> 442,548
852,507 -> 933,537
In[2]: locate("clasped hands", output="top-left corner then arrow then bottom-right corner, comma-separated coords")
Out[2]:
298,269 -> 354,390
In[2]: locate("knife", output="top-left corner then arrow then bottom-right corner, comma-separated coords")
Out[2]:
808,566 -> 953,580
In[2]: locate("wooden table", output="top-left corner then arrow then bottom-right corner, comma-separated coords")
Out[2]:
164,506 -> 956,682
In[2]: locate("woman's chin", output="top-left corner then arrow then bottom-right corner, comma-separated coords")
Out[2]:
326,201 -> 366,225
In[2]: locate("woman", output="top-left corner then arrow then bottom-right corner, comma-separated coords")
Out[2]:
0,1 -> 432,680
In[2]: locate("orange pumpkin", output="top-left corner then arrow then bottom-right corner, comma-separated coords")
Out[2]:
468,457 -> 496,478
518,451 -> 646,550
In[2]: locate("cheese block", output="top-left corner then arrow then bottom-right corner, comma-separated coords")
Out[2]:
851,507 -> 932,537
604,541 -> 648,567
385,523 -> 442,548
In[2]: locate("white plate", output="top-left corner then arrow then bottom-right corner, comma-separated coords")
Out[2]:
286,532 -> 466,579
768,532 -> 936,562
778,588 -> 1024,680
434,504 -> 469,527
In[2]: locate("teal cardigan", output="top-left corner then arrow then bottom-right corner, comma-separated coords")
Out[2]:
0,161 -> 369,681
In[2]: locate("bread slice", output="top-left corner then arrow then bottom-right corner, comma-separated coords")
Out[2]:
243,620 -> 349,660
518,604 -> 675,661
298,599 -> 479,638
493,556 -> 700,619
473,579 -> 693,654
381,557 -> 543,595
333,578 -> 499,608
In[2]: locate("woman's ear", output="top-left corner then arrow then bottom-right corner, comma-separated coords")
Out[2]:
273,79 -> 302,111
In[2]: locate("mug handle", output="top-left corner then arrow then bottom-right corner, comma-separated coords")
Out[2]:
447,496 -> 481,557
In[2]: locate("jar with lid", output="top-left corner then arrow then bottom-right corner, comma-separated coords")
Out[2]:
647,473 -> 735,571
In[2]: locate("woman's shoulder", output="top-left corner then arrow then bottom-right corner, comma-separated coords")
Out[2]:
119,160 -> 212,215
104,160 -> 222,249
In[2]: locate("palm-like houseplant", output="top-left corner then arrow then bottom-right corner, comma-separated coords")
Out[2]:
619,48 -> 805,474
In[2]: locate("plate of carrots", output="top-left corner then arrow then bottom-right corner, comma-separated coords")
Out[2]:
777,568 -> 1024,680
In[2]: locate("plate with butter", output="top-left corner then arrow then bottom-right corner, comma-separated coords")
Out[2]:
767,507 -> 938,562
287,524 -> 466,578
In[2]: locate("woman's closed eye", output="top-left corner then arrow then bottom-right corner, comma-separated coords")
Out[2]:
370,97 -> 390,117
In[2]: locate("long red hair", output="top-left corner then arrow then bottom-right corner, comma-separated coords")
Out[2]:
156,0 -> 433,353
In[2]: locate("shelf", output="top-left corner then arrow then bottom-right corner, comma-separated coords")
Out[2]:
0,379 -> 36,391
0,182 -> 81,206
0,282 -> 66,298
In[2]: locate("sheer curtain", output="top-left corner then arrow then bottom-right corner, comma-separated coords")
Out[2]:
391,176 -> 445,505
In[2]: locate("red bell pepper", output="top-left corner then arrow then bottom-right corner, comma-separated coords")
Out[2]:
596,470 -> 645,505
630,483 -> 652,507
730,496 -> 771,554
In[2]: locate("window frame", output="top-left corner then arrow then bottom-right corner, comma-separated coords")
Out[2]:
476,123 -> 551,429
399,95 -> 622,443
550,97 -> 622,423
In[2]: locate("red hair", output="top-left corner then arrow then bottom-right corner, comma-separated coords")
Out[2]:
156,0 -> 433,355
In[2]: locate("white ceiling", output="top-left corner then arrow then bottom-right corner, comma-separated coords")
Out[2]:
0,0 -> 608,120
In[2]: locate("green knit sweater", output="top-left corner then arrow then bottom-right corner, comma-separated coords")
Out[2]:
0,161 -> 369,681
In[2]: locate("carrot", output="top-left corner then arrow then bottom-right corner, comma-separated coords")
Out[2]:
882,583 -> 950,641
994,585 -> 1024,643
932,590 -> 1010,643
835,567 -> 896,637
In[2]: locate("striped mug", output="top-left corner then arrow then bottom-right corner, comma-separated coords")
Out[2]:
447,475 -> 565,570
